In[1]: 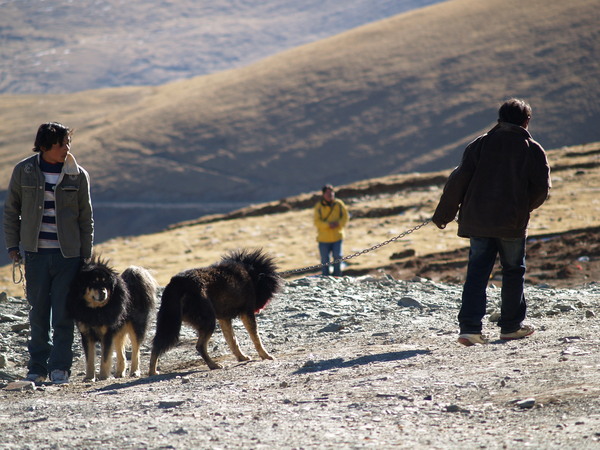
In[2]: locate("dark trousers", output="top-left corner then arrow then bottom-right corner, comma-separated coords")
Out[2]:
459,237 -> 527,335
25,252 -> 81,376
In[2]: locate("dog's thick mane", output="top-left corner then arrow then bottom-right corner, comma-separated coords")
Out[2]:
219,249 -> 281,312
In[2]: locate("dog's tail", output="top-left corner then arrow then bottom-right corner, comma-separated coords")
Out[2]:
121,266 -> 158,310
121,266 -> 159,338
222,248 -> 282,313
151,275 -> 187,356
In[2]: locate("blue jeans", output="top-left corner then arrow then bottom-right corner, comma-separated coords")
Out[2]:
318,240 -> 343,276
25,252 -> 81,376
459,237 -> 526,335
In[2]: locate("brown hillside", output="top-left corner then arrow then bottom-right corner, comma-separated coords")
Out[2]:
0,0 -> 598,207
1,141 -> 598,296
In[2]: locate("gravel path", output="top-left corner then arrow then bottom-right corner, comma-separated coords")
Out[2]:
2,276 -> 600,449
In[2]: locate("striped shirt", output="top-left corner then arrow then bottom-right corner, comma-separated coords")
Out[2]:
38,158 -> 63,251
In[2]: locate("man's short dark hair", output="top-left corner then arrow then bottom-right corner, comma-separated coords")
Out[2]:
322,184 -> 334,193
498,98 -> 532,126
33,122 -> 71,152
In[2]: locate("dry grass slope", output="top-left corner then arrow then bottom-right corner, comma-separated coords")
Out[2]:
0,0 -> 598,205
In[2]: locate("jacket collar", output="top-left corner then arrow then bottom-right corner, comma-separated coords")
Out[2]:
321,199 -> 337,207
36,152 -> 81,175
497,121 -> 532,139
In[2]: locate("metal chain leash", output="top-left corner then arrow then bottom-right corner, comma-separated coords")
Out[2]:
278,218 -> 431,277
12,258 -> 26,297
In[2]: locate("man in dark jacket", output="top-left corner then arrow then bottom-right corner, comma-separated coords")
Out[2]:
432,98 -> 551,346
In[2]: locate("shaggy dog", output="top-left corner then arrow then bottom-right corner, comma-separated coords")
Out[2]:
148,249 -> 281,375
67,258 -> 157,381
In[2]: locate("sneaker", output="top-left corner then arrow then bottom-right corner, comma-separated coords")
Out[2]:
50,369 -> 69,385
500,325 -> 535,341
23,373 -> 46,384
457,334 -> 489,346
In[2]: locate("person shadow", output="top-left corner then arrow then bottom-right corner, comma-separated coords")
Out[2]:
293,349 -> 431,374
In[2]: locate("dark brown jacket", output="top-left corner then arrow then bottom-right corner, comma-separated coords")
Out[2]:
432,122 -> 551,238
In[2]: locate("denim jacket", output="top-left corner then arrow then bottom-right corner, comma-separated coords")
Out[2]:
3,153 -> 94,258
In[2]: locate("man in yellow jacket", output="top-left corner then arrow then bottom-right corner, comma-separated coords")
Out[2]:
313,184 -> 349,276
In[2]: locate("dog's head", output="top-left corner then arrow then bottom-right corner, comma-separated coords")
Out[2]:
77,262 -> 118,309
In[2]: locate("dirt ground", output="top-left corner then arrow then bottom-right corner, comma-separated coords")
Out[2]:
2,273 -> 600,449
1,143 -> 600,448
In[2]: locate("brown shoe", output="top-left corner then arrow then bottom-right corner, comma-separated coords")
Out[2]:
457,334 -> 489,346
500,325 -> 535,340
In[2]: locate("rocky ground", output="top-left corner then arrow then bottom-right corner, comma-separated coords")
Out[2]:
2,273 -> 600,449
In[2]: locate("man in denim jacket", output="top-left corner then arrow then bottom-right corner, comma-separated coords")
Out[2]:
4,122 -> 94,384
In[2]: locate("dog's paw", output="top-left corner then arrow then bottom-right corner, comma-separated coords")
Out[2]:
83,375 -> 96,382
260,352 -> 274,361
236,354 -> 251,362
114,371 -> 125,378
130,370 -> 141,378
208,362 -> 223,370
148,369 -> 160,376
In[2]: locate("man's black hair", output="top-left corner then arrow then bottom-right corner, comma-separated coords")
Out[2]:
33,122 -> 71,152
498,98 -> 532,126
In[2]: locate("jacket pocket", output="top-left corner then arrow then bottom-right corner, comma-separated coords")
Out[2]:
59,184 -> 80,207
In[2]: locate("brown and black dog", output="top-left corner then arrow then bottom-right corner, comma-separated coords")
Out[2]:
67,258 -> 157,381
149,249 -> 281,375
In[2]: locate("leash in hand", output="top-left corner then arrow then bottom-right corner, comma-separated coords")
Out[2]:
12,258 -> 26,297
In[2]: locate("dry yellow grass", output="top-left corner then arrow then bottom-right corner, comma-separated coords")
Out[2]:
1,141 -> 598,296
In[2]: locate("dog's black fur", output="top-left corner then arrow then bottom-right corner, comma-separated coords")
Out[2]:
149,249 -> 281,375
67,258 -> 157,380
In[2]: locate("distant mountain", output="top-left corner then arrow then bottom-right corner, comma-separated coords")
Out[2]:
0,0 -> 598,254
0,0 -> 442,94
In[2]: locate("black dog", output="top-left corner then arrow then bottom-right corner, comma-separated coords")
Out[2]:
67,258 -> 157,380
149,249 -> 281,375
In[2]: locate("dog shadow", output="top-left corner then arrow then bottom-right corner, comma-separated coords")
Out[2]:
93,370 -> 200,393
293,349 -> 431,374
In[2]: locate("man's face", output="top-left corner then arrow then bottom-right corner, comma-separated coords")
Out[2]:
323,188 -> 335,202
42,136 -> 71,164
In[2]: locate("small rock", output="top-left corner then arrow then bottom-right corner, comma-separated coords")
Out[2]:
397,297 -> 423,308
0,314 -> 20,323
158,400 -> 185,409
488,311 -> 501,322
318,323 -> 344,333
556,304 -> 576,312
11,323 -> 29,332
585,310 -> 595,318
444,404 -> 469,413
5,380 -> 35,391
516,398 -> 536,409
